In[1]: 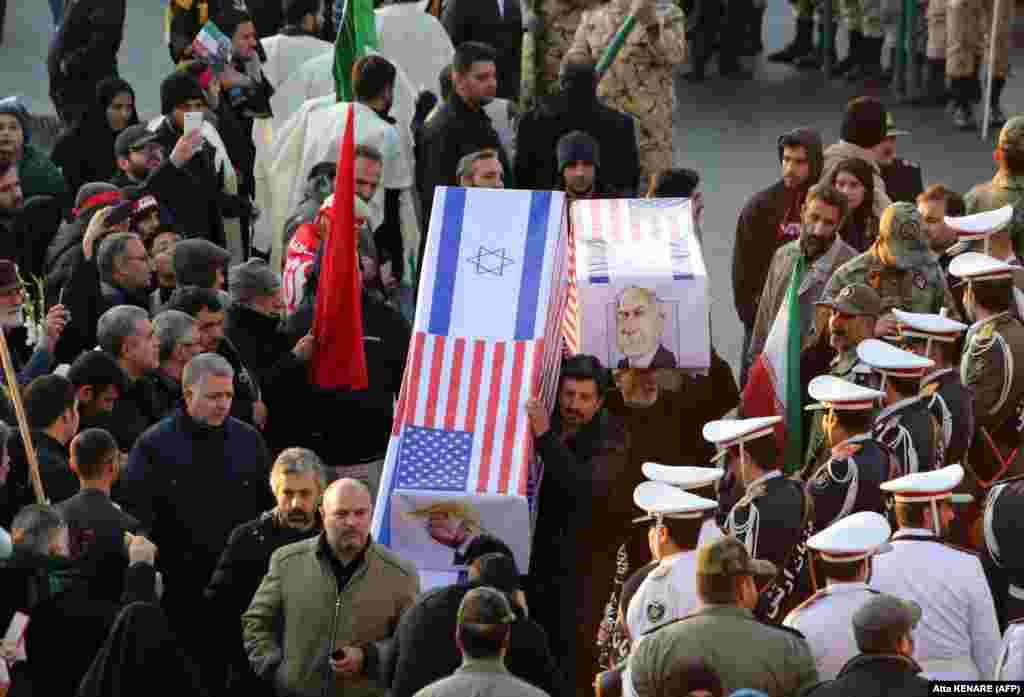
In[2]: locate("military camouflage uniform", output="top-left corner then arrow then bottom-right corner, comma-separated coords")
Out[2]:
920,368 -> 975,467
840,0 -> 885,38
872,395 -> 945,477
567,0 -> 687,179
523,0 -> 603,101
805,434 -> 891,530
965,172 -> 1024,260
803,351 -> 880,475
946,0 -> 1011,80
822,251 -> 961,320
962,312 -> 1024,495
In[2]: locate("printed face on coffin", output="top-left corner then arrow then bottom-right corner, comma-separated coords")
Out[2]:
615,286 -> 668,361
405,501 -> 484,550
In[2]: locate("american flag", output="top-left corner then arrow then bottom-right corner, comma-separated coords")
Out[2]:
372,188 -> 568,546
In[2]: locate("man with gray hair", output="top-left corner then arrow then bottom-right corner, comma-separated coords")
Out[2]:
120,352 -> 273,653
226,259 -> 315,450
95,305 -> 162,451
456,150 -> 505,189
97,232 -> 152,312
150,309 -> 201,417
205,446 -> 325,692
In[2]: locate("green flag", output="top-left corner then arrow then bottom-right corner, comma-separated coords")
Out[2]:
783,254 -> 806,473
333,0 -> 379,103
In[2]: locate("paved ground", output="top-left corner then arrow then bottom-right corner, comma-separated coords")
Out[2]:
2,0 -> 1019,379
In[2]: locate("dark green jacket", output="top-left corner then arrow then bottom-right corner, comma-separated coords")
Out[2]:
629,605 -> 819,697
19,144 -> 67,202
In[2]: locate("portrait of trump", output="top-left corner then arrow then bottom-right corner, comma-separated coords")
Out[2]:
615,286 -> 678,369
403,500 -> 488,565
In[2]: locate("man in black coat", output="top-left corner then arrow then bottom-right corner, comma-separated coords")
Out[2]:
389,538 -> 560,697
442,0 -> 523,101
119,352 -> 274,648
515,60 -> 639,197
3,376 -> 81,526
150,72 -> 254,246
56,428 -> 142,603
732,127 -> 824,387
804,594 -> 931,697
417,42 -> 512,235
204,447 -> 324,696
226,259 -> 314,451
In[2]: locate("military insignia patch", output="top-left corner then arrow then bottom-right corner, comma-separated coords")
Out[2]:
980,323 -> 995,340
921,383 -> 940,397
913,272 -> 927,290
646,601 -> 666,624
839,286 -> 854,300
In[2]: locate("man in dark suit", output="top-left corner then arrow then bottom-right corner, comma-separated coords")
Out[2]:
442,0 -> 523,101
615,286 -> 678,369
56,428 -> 141,603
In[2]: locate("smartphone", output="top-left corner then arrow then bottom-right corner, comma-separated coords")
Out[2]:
183,111 -> 203,136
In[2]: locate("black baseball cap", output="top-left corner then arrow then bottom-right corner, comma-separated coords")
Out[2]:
115,125 -> 159,159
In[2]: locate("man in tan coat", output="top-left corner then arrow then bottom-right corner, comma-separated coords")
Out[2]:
566,0 -> 687,181
243,479 -> 419,697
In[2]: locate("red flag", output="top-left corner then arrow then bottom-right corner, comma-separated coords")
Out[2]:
311,105 -> 368,389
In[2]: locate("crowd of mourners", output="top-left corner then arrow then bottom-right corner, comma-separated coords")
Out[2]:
0,0 -> 1020,695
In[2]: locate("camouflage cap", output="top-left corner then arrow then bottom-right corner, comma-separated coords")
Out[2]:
696,536 -> 776,578
999,116 -> 1024,153
816,283 -> 883,317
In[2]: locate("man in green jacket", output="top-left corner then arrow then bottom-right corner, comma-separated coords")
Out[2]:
627,536 -> 819,697
243,478 -> 420,697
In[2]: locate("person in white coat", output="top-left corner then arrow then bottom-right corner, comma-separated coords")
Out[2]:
625,481 -> 717,642
870,464 -> 1002,680
783,511 -> 892,681
640,462 -> 724,548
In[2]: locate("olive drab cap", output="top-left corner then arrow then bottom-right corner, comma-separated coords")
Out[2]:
999,116 -> 1024,153
815,283 -> 883,317
696,536 -> 776,578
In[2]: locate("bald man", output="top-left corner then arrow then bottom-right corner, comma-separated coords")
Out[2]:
244,479 -> 419,696
615,287 -> 678,369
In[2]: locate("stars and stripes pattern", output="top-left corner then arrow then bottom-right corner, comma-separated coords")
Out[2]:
395,427 -> 473,491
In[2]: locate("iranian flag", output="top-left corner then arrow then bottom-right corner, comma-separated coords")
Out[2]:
742,256 -> 805,473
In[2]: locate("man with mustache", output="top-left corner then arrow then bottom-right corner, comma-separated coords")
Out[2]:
801,283 -> 882,475
0,259 -> 69,387
206,447 -> 326,694
748,184 -> 856,369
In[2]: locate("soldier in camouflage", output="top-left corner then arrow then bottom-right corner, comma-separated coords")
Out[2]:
803,284 -> 883,476
945,0 -> 1011,129
821,202 -> 963,342
566,0 -> 687,182
950,255 -> 1024,498
965,117 -> 1024,259
521,0 -> 603,102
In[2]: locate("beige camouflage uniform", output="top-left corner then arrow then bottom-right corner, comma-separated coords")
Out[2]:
566,0 -> 687,180
946,0 -> 1012,80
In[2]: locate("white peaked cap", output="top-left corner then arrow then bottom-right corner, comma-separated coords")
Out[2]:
881,464 -> 965,503
893,310 -> 967,343
641,463 -> 725,489
856,339 -> 934,378
806,375 -> 885,411
948,252 -> 1019,283
633,480 -> 717,522
807,511 -> 893,562
703,416 -> 781,462
945,205 -> 1013,240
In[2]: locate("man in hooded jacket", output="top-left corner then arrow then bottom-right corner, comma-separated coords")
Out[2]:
514,59 -> 639,197
46,0 -> 127,127
733,127 -> 824,386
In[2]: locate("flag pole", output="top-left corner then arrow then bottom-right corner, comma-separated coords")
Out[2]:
0,329 -> 45,504
981,0 -> 1000,141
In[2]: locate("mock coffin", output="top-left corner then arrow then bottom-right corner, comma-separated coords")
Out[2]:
372,188 -> 569,587
565,198 -> 710,371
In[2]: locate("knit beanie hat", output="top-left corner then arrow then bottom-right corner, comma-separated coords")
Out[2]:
0,96 -> 31,145
840,97 -> 888,149
557,131 -> 600,171
73,182 -> 123,219
160,72 -> 207,116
